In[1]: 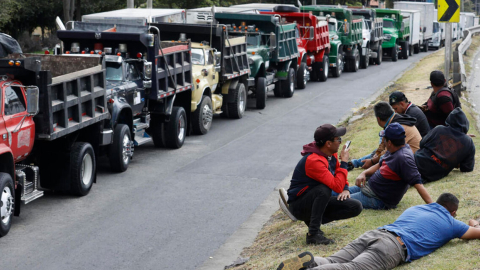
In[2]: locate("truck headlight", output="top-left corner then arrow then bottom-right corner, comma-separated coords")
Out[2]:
384,34 -> 392,41
144,61 -> 152,79
248,57 -> 254,65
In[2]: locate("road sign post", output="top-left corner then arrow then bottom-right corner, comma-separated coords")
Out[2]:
438,0 -> 460,79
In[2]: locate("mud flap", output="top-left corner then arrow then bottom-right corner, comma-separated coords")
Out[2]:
14,184 -> 21,216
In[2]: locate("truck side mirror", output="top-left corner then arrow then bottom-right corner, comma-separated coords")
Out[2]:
144,61 -> 152,79
214,52 -> 221,66
401,22 -> 405,31
26,86 -> 39,116
423,26 -> 426,33
269,33 -> 276,51
441,29 -> 444,32
214,66 -> 221,73
309,26 -> 315,41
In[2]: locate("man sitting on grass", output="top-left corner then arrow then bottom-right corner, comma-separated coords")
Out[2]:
389,91 -> 430,137
415,107 -> 475,183
343,123 -> 433,209
277,193 -> 480,270
280,124 -> 363,245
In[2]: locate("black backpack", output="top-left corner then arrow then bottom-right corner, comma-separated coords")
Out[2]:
431,87 -> 461,110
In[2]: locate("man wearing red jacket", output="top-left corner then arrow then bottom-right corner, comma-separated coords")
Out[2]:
285,124 -> 363,245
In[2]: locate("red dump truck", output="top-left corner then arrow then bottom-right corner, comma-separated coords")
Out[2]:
262,6 -> 331,86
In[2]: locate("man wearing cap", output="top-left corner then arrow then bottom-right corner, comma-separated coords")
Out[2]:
421,70 -> 461,128
347,123 -> 432,209
415,107 -> 475,183
389,91 -> 430,137
283,124 -> 363,245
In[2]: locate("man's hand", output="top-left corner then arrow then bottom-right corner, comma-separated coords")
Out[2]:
361,159 -> 374,169
355,173 -> 367,188
337,190 -> 350,201
420,104 -> 428,112
340,144 -> 350,163
469,219 -> 480,227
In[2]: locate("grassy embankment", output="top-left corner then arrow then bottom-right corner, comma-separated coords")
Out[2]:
230,36 -> 480,270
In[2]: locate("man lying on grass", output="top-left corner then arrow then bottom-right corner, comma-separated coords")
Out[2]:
277,193 -> 480,270
336,123 -> 433,209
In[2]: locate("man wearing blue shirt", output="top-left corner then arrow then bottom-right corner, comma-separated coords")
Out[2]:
277,193 -> 480,270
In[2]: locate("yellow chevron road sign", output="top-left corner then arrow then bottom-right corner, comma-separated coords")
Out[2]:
438,0 -> 460,22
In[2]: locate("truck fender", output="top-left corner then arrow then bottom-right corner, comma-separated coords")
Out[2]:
222,79 -> 241,103
111,102 -> 134,138
0,149 -> 15,181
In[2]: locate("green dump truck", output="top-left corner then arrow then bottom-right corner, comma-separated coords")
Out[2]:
375,9 -> 410,62
214,12 -> 299,109
301,6 -> 363,77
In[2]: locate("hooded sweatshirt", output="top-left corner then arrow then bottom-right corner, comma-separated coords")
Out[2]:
287,142 -> 349,204
371,114 -> 422,164
415,108 -> 475,182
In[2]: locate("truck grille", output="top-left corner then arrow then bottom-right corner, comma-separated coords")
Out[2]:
197,14 -> 213,21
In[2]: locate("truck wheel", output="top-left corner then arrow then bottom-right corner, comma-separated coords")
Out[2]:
256,77 -> 267,109
392,45 -> 398,62
374,46 -> 382,65
351,49 -> 360,72
228,83 -> 247,119
332,53 -> 343,78
192,96 -> 213,135
422,41 -> 428,52
282,68 -> 295,98
273,81 -> 282,97
148,116 -> 166,148
360,48 -> 369,69
319,55 -> 329,82
401,42 -> 409,59
296,62 -> 307,89
0,173 -> 14,237
70,142 -> 95,196
409,45 -> 413,56
414,44 -> 420,54
109,124 -> 133,173
165,106 -> 187,149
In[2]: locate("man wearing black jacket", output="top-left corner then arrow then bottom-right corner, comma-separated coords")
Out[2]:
415,108 -> 475,182
389,91 -> 430,137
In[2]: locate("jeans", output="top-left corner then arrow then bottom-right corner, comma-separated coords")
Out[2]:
332,186 -> 386,210
308,229 -> 406,270
351,154 -> 373,168
289,184 -> 363,235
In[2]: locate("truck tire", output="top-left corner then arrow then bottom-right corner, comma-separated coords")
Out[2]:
414,44 -> 420,54
332,53 -> 343,78
360,47 -> 369,69
273,81 -> 282,97
0,173 -> 14,237
165,106 -> 187,149
318,55 -> 329,82
374,46 -> 382,65
296,62 -> 307,89
192,96 -> 213,135
422,40 -> 428,52
148,116 -> 166,148
109,124 -> 133,173
282,68 -> 295,98
350,48 -> 360,72
401,42 -> 409,59
70,142 -> 95,196
392,45 -> 398,62
409,45 -> 413,56
228,83 -> 247,119
256,77 -> 267,109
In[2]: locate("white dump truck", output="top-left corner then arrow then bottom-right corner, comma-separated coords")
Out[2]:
394,2 -> 434,52
401,10 -> 421,54
81,8 -> 185,25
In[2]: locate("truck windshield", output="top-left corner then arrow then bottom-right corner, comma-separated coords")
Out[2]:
192,48 -> 205,65
106,62 -> 123,81
328,22 -> 336,31
433,23 -> 439,33
383,20 -> 394,28
246,35 -> 260,46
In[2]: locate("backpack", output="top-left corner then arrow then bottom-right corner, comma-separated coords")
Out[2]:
431,87 -> 461,110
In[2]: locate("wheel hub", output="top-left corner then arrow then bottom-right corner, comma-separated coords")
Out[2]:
202,103 -> 213,129
177,114 -> 186,141
1,186 -> 14,225
81,153 -> 93,186
122,134 -> 133,165
239,90 -> 246,114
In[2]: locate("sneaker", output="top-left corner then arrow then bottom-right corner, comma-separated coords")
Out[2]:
277,251 -> 314,270
279,188 -> 289,207
279,199 -> 298,221
306,232 -> 335,245
347,161 -> 354,171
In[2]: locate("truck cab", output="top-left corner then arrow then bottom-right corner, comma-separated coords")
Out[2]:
375,9 -> 410,62
429,21 -> 445,49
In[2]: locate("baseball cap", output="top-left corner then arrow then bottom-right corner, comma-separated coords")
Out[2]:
314,124 -> 346,144
381,122 -> 406,140
430,70 -> 446,86
389,91 -> 407,105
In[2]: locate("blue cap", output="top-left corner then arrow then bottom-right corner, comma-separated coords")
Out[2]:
382,122 -> 406,140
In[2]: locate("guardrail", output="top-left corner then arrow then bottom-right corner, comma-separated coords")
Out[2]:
453,25 -> 480,95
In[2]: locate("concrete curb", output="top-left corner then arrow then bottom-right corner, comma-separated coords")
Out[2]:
197,52 -> 434,270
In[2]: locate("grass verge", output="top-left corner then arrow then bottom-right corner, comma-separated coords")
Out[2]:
229,36 -> 480,270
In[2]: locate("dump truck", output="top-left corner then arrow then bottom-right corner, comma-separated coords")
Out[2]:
429,19 -> 445,49
150,22 -> 250,134
401,10 -> 421,55
185,7 -> 258,24
81,8 -> 186,25
302,6 -> 363,75
375,9 -> 410,61
214,12 -> 300,109
350,8 -> 384,67
394,2 -> 434,52
460,12 -> 476,38
57,23 -> 193,154
261,6 -> 330,85
0,34 -> 112,236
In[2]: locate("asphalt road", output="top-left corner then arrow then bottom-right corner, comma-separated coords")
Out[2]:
0,51 -> 433,270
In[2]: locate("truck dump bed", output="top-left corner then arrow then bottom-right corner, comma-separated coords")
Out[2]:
149,22 -> 250,82
0,55 -> 108,140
